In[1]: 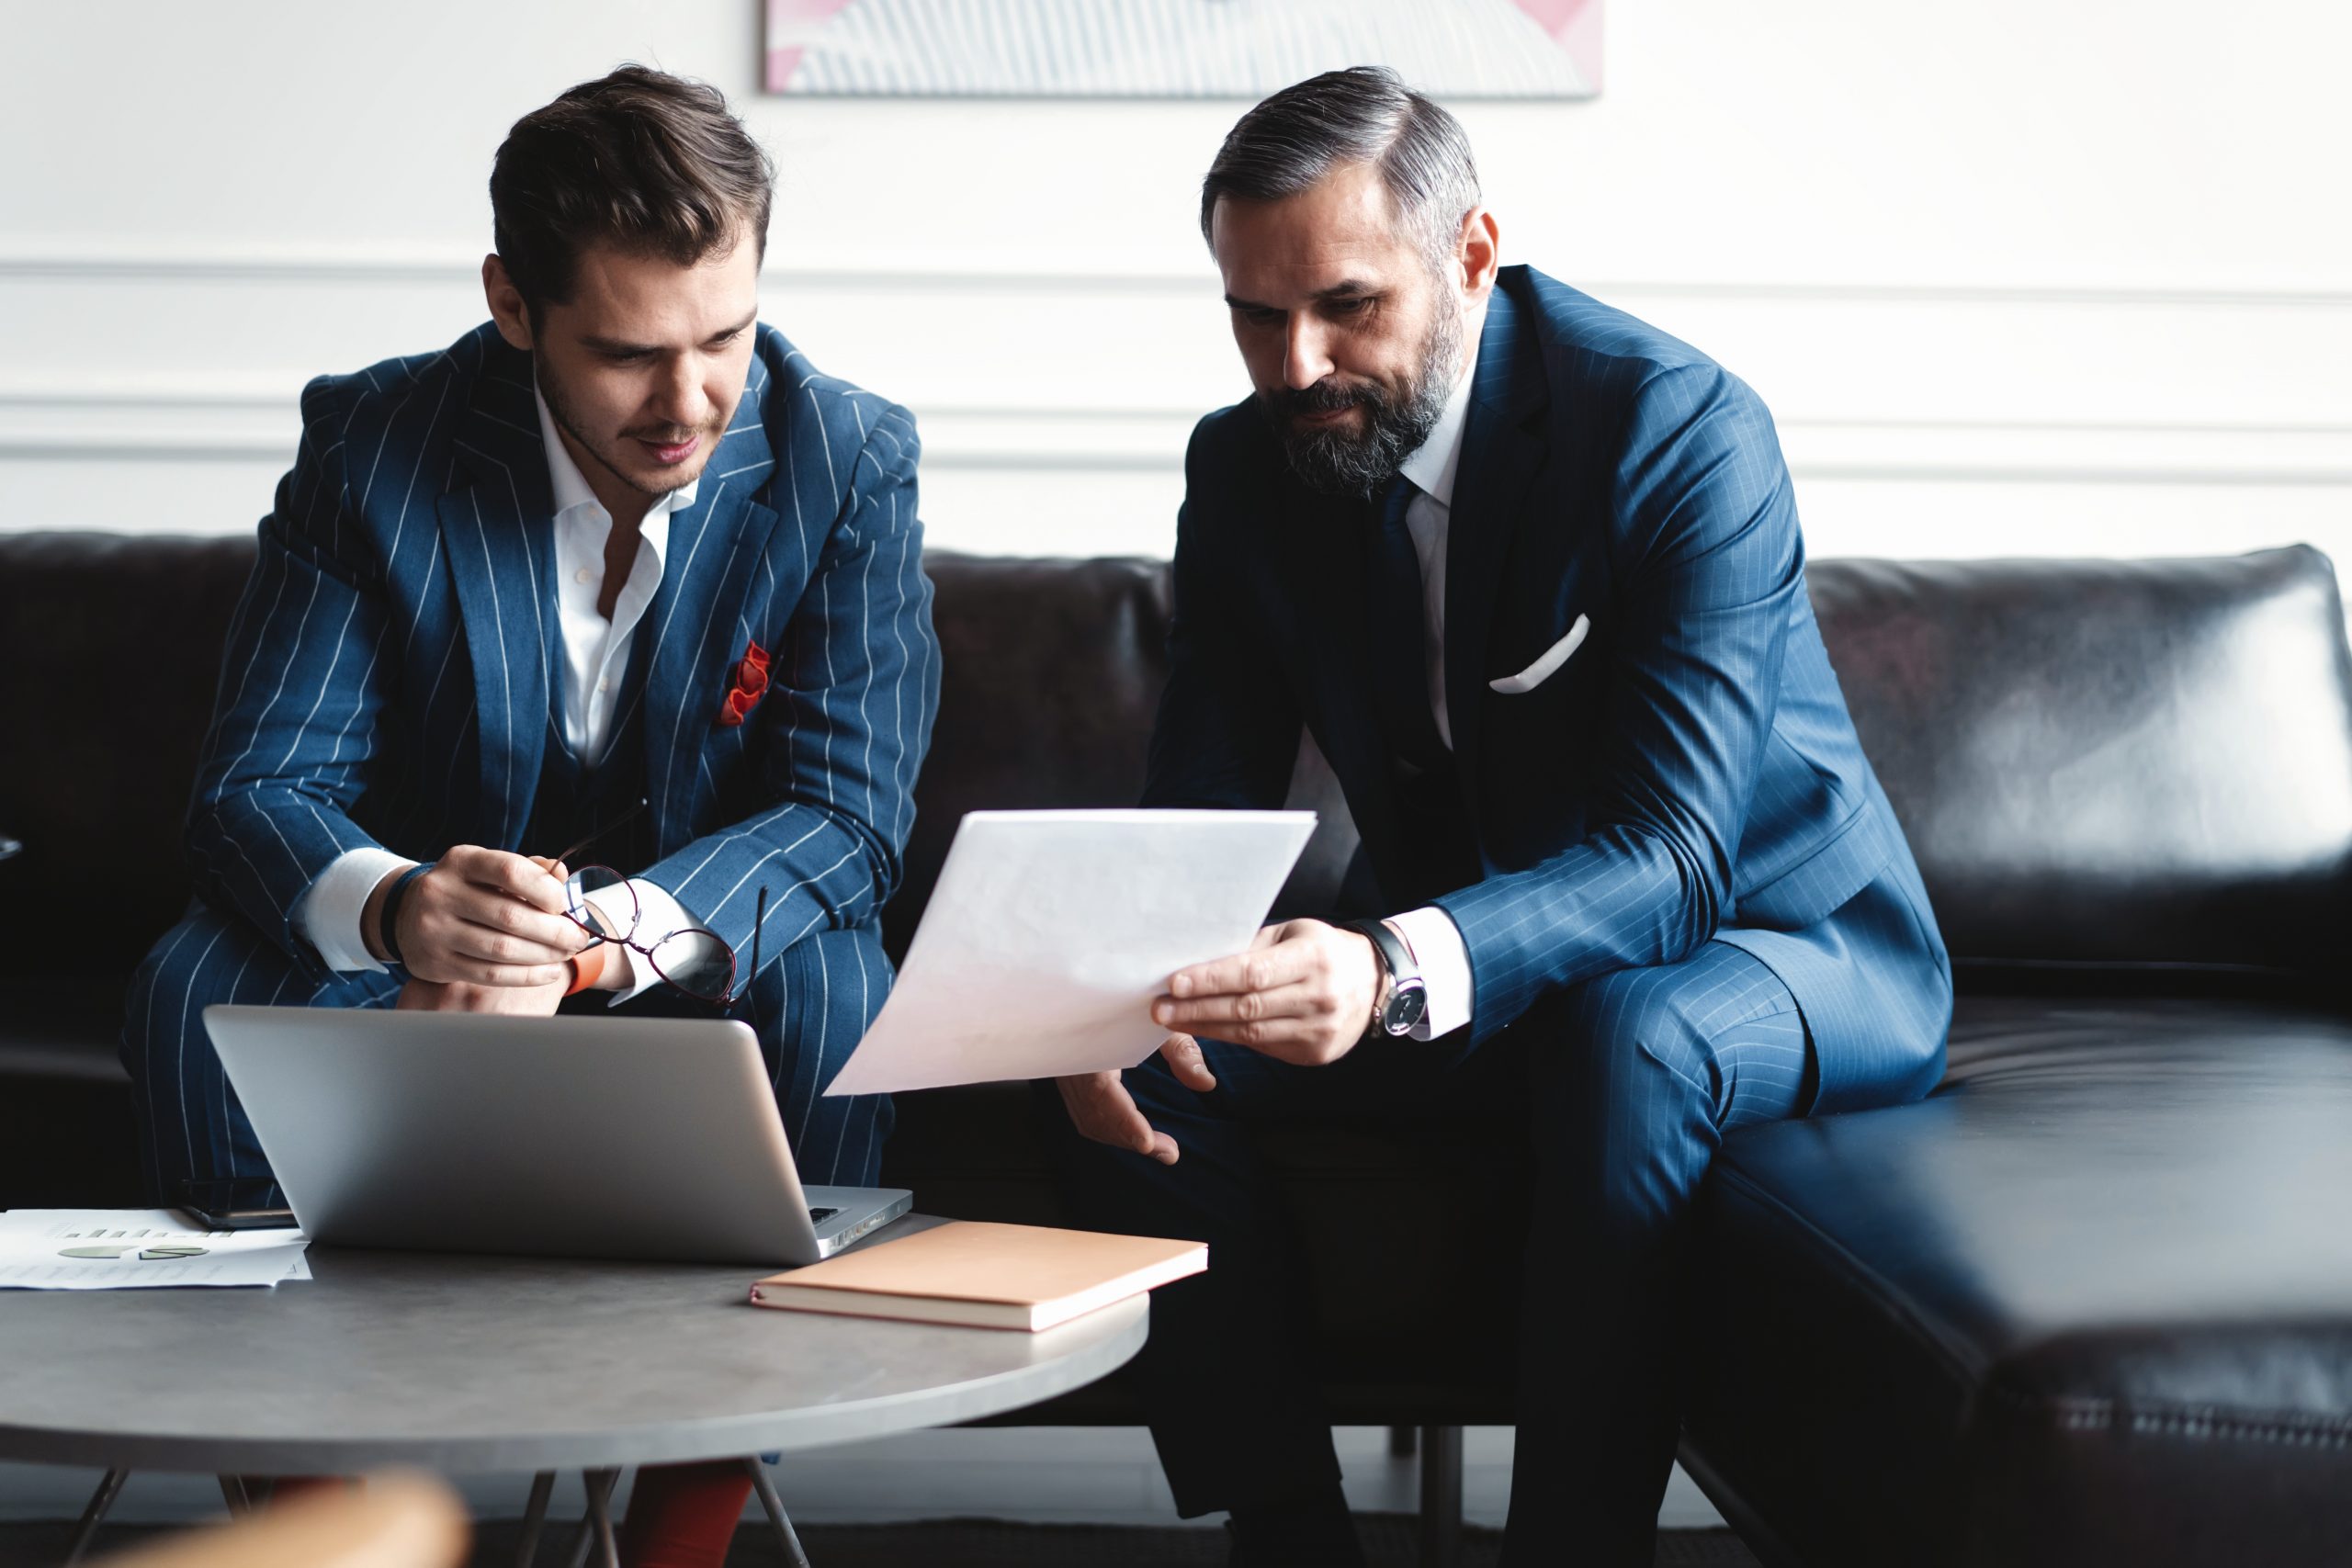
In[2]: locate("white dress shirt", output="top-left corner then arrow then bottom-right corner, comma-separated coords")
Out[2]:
290,392 -> 706,1003
1379,339 -> 1483,1043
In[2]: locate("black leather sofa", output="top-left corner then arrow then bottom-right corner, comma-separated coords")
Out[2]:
5,532 -> 2349,1567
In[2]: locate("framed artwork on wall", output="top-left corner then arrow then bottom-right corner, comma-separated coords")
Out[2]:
763,0 -> 1601,99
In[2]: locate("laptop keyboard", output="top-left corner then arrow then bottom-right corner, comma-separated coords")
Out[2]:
808,1207 -> 841,1224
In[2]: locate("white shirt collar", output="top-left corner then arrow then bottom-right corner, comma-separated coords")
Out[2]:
1396,313 -> 1486,509
533,388 -> 699,536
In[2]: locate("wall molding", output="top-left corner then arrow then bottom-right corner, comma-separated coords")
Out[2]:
2,386 -> 2346,484
7,248 -> 2346,484
4,245 -> 2350,309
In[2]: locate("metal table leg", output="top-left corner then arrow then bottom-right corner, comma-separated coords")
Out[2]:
63,1469 -> 128,1567
561,1469 -> 621,1568
1418,1425 -> 1464,1568
583,1468 -> 622,1568
217,1474 -> 253,1517
742,1457 -> 812,1568
512,1472 -> 557,1568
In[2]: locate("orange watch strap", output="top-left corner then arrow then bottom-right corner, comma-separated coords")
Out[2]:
565,941 -> 609,997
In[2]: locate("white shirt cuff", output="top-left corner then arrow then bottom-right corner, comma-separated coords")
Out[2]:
292,847 -> 411,973
1387,905 -> 1474,1041
584,878 -> 719,1006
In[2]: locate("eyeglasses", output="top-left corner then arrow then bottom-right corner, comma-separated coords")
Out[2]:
561,866 -> 740,1004
547,800 -> 768,1017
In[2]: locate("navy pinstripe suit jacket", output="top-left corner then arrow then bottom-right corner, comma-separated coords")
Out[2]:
1148,267 -> 1942,1111
187,321 -> 940,988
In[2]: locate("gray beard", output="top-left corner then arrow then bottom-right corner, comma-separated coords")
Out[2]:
1268,303 -> 1464,500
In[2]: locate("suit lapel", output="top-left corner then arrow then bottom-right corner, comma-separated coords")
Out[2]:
436,342 -> 555,851
1442,281 -> 1551,829
639,389 -> 782,859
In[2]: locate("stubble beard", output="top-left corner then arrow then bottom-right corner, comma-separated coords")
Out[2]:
534,350 -> 707,504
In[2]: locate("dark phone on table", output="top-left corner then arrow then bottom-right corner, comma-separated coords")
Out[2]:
175,1178 -> 299,1231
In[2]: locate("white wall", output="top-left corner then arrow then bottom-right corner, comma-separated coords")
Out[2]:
4,1 -> 2347,567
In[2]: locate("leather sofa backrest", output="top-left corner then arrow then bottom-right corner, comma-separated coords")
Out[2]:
885,554 -> 1175,959
0,532 -> 257,977
1809,548 -> 2352,974
4,534 -> 2348,986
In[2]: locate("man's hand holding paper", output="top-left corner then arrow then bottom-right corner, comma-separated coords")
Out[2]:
1057,916 -> 1386,1164
820,810 -> 1317,1100
1152,918 -> 1385,1066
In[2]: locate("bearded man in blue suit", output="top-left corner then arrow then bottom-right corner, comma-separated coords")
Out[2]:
1044,68 -> 1952,1567
124,65 -> 936,1238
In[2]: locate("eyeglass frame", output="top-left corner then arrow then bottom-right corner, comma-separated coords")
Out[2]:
545,801 -> 771,1018
560,865 -> 742,1006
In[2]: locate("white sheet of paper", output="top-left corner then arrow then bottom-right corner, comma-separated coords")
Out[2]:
0,1209 -> 311,1290
824,809 -> 1317,1096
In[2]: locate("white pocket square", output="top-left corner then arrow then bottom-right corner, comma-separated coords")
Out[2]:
1488,615 -> 1590,694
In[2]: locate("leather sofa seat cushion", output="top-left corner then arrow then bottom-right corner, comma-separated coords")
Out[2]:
1685,993 -> 2352,1568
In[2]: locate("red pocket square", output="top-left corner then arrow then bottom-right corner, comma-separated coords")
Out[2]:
716,638 -> 771,728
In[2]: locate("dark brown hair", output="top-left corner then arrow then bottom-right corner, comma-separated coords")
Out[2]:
490,64 -> 775,313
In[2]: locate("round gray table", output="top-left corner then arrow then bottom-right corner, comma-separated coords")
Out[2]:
0,1230 -> 1148,1564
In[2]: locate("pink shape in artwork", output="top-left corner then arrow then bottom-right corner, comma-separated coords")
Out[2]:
767,0 -> 1604,96
1509,0 -> 1605,90
765,0 -> 860,93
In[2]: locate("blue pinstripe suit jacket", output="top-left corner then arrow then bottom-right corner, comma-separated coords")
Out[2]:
1147,267 -> 1943,1111
187,321 -> 940,987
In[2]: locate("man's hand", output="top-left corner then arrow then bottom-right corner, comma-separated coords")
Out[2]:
395,974 -> 570,1015
368,845 -> 584,987
1151,919 -> 1383,1066
393,857 -> 593,1013
1056,1035 -> 1219,1165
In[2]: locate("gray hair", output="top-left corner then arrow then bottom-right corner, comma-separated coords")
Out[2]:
1199,66 -> 1481,270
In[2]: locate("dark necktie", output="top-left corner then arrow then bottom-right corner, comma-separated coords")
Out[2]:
1367,473 -> 1451,778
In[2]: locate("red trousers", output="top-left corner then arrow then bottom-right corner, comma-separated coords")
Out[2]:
617,1461 -> 755,1568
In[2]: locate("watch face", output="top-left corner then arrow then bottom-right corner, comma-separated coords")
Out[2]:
1385,981 -> 1429,1034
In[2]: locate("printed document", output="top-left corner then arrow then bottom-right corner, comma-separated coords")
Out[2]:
825,809 -> 1316,1095
0,1209 -> 311,1290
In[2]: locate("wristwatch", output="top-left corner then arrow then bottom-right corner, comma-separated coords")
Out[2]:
1341,919 -> 1428,1040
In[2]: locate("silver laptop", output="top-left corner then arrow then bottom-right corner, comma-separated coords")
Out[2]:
204,1006 -> 910,1267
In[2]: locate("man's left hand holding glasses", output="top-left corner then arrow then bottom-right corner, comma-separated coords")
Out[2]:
367,845 -> 733,1015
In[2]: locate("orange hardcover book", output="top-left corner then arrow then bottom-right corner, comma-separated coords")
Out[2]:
749,1220 -> 1206,1332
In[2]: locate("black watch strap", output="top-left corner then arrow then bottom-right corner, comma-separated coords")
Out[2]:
1343,918 -> 1414,987
378,861 -> 434,969
1340,918 -> 1427,1039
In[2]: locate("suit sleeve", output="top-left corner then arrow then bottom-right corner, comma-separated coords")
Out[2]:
1434,366 -> 1804,1043
186,375 -> 396,977
646,402 -> 941,971
1139,417 -> 1303,810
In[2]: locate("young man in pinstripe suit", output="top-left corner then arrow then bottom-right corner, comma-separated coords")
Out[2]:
1044,69 -> 1953,1566
120,67 -> 938,1563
